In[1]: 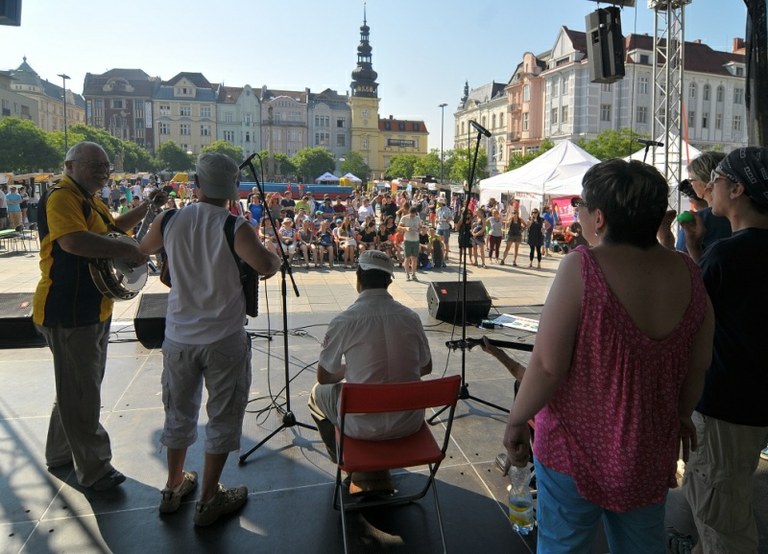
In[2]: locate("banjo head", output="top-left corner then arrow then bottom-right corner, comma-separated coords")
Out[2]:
89,233 -> 148,300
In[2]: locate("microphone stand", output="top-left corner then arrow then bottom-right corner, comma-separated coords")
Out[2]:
239,155 -> 315,464
428,129 -> 509,425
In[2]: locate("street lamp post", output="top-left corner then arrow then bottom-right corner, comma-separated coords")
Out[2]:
438,103 -> 448,184
57,73 -> 70,152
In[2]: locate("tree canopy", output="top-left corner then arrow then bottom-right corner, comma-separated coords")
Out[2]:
0,117 -> 61,173
339,151 -> 371,183
577,129 -> 650,161
292,147 -> 335,182
202,140 -> 244,162
450,147 -> 489,184
156,141 -> 194,172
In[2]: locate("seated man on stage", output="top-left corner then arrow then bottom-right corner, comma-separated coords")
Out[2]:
308,250 -> 432,493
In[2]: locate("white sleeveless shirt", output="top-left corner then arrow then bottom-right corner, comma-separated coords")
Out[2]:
163,202 -> 247,344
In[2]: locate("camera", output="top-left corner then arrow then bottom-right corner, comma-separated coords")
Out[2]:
677,179 -> 701,200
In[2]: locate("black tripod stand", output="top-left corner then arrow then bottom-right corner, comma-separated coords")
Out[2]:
238,155 -> 315,464
429,121 -> 509,425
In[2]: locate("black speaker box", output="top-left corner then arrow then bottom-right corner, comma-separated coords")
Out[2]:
0,293 -> 45,348
426,281 -> 491,324
134,293 -> 167,349
586,7 -> 625,84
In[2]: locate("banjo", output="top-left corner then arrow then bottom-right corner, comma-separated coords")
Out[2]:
89,233 -> 148,301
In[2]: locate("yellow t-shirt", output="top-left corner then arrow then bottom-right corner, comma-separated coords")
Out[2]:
33,176 -> 116,327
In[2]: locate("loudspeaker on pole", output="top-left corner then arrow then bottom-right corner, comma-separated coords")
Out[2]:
586,6 -> 625,84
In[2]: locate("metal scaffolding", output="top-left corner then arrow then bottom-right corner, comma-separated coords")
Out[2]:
649,0 -> 691,206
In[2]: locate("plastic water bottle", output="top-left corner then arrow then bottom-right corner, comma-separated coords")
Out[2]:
507,463 -> 535,535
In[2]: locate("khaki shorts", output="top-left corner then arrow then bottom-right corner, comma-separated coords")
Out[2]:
161,330 -> 252,454
682,411 -> 768,553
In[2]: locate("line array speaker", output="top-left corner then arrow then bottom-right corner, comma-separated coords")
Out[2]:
426,280 -> 491,324
586,6 -> 625,84
134,293 -> 167,349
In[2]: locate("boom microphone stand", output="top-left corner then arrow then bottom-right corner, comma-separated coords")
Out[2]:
429,121 -> 509,425
239,153 -> 315,464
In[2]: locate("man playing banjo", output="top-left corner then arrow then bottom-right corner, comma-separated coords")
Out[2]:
33,141 -> 157,491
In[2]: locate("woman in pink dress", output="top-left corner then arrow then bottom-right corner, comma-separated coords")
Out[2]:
500,159 -> 715,552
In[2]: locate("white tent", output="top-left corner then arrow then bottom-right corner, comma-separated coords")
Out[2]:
342,172 -> 362,183
478,140 -> 600,205
623,136 -> 702,184
315,171 -> 339,183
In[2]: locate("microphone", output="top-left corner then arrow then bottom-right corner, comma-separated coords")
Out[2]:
636,138 -> 664,147
239,153 -> 258,170
469,120 -> 492,138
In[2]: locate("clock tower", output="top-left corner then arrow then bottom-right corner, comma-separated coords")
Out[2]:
349,7 -> 382,177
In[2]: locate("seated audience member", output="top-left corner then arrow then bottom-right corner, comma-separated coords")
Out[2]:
315,219 -> 335,268
307,250 -> 432,493
259,219 -> 280,255
277,217 -> 297,257
358,219 -> 378,254
296,219 -> 315,268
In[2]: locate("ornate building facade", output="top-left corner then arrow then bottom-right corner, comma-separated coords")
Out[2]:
9,58 -> 85,134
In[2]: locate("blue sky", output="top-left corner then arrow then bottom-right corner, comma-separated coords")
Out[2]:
1,0 -> 746,151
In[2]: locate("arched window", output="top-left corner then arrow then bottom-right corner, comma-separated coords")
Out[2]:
689,82 -> 697,98
492,114 -> 497,128
703,84 -> 711,101
499,112 -> 505,128
717,86 -> 725,102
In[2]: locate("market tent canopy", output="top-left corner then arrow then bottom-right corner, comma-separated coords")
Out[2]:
315,171 -> 339,183
171,172 -> 189,183
478,140 -> 600,204
342,172 -> 363,183
623,135 -> 702,185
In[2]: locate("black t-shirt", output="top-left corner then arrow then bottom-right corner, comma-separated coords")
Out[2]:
696,227 -> 768,426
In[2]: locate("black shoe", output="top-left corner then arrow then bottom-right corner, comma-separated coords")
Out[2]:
91,469 -> 126,491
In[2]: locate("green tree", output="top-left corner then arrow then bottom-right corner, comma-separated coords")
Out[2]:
122,142 -> 154,172
156,141 -> 194,172
579,129 -> 649,161
504,138 -> 555,171
385,153 -> 421,180
413,149 -> 443,180
292,146 -> 335,183
449,147 -> 489,184
273,152 -> 297,180
0,117 -> 60,172
202,140 -> 244,162
339,151 -> 371,183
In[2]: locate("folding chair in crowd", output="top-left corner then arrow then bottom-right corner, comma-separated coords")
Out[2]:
333,375 -> 461,553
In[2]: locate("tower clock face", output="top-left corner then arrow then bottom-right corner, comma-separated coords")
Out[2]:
362,109 -> 369,117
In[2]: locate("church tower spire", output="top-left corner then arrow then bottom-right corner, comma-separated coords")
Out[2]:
350,3 -> 378,98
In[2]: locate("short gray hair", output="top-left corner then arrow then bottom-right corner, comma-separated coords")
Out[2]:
64,141 -> 106,163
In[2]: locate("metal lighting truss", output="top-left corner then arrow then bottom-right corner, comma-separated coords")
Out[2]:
650,0 -> 691,210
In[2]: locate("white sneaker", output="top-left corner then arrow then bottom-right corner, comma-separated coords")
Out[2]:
159,470 -> 198,513
193,484 -> 247,527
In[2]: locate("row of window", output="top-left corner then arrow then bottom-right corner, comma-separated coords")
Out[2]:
314,115 -> 346,128
158,123 -> 212,136
314,133 -> 346,147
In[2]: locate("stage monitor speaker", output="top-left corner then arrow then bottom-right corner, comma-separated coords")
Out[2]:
586,6 -> 625,84
0,293 -> 45,348
134,293 -> 167,349
426,280 -> 491,324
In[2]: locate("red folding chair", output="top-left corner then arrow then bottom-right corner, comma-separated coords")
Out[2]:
333,375 -> 461,554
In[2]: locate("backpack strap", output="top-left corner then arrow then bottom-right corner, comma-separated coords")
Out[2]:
159,209 -> 178,237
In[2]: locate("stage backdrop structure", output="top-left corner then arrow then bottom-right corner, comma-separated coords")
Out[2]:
478,140 -> 600,206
